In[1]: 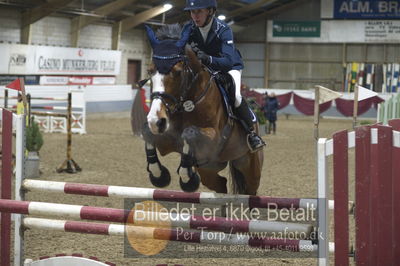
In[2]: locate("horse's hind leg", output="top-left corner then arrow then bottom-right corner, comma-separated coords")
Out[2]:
197,168 -> 228,194
230,151 -> 263,195
144,142 -> 171,188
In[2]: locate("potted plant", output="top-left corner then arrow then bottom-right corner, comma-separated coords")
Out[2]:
248,98 -> 267,136
255,109 -> 267,136
25,118 -> 43,178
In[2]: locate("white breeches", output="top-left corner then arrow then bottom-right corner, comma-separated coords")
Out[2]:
228,69 -> 242,108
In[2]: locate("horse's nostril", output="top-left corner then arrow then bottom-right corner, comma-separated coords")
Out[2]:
157,118 -> 167,132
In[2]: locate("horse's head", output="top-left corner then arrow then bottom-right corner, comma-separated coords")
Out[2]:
145,24 -> 203,135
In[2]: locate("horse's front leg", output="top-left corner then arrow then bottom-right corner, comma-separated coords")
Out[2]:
177,138 -> 200,192
145,142 -> 171,188
142,123 -> 171,188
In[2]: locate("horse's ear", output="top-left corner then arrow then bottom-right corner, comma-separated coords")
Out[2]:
176,23 -> 191,48
185,44 -> 202,73
144,25 -> 160,48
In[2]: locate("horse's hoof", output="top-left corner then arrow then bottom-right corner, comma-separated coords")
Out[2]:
149,165 -> 171,188
179,172 -> 200,192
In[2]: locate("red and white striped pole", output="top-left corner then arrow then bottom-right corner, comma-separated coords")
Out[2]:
0,199 -> 313,236
23,179 -> 332,210
22,217 -> 318,253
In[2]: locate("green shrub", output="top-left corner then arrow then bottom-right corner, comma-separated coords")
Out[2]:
26,119 -> 43,152
255,110 -> 266,125
360,120 -> 373,125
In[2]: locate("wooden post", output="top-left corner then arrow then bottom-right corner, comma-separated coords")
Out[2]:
56,93 -> 81,173
1,109 -> 13,266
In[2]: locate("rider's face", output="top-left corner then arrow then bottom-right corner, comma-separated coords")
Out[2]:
190,8 -> 210,27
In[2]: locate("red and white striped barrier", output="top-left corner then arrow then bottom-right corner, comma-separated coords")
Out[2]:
22,217 -> 318,253
0,96 -> 68,101
2,89 -> 86,134
23,179 -> 340,211
12,105 -> 68,111
317,122 -> 400,266
0,199 -> 313,235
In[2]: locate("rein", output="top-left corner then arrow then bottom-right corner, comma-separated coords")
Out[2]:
150,57 -> 213,115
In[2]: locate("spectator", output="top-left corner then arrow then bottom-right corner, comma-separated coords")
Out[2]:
264,92 -> 280,134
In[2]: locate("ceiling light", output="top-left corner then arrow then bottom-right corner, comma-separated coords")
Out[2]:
163,3 -> 173,10
218,14 -> 226,21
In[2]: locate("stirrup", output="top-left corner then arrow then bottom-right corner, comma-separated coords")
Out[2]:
246,133 -> 265,153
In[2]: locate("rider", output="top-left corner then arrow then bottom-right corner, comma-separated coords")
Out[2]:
184,0 -> 265,152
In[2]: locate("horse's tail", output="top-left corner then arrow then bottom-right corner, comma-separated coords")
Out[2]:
229,162 -> 246,194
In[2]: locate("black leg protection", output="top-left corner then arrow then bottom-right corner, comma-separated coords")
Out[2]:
235,100 -> 266,152
235,100 -> 255,132
145,143 -> 171,188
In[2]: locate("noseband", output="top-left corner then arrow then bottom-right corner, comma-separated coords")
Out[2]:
150,55 -> 212,115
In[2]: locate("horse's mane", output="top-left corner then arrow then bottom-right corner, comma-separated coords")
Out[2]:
156,23 -> 182,40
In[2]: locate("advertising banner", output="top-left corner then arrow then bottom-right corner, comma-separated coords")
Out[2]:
34,46 -> 121,75
272,21 -> 321,37
333,0 -> 400,19
0,44 -> 122,76
268,20 -> 400,43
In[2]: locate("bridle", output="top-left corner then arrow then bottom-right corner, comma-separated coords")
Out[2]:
149,54 -> 213,115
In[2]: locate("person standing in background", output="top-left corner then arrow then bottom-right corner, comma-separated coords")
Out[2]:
264,92 -> 279,134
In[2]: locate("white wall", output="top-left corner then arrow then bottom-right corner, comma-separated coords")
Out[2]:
0,7 -> 151,86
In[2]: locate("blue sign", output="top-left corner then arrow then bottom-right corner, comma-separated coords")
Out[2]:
334,0 -> 400,19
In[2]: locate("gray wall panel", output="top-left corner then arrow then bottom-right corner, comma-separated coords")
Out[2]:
235,21 -> 265,42
242,60 -> 264,77
346,44 -> 366,62
243,78 -> 264,88
269,43 -> 342,61
387,45 -> 400,62
236,43 -> 265,60
366,45 -> 385,62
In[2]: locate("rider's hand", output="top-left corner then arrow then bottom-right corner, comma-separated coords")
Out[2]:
190,42 -> 199,53
197,50 -> 211,66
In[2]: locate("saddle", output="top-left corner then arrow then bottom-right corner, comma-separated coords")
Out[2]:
213,72 -> 256,123
213,72 -> 236,108
212,71 -> 239,123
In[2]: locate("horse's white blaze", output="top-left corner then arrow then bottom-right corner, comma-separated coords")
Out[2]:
147,72 -> 169,134
147,99 -> 162,131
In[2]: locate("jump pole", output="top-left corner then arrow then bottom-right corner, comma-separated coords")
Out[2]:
22,217 -> 319,253
0,199 -> 313,236
21,178 -> 353,212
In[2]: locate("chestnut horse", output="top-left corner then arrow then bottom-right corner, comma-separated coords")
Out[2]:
141,24 -> 263,195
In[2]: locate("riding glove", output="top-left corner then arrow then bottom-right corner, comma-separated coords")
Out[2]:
190,42 -> 211,66
190,42 -> 199,53
197,50 -> 211,66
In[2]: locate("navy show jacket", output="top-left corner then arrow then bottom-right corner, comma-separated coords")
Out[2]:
187,18 -> 244,73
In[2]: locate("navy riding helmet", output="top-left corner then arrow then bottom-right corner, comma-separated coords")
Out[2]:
184,0 -> 217,10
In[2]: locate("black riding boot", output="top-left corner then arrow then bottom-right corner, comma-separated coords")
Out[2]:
235,100 -> 266,152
